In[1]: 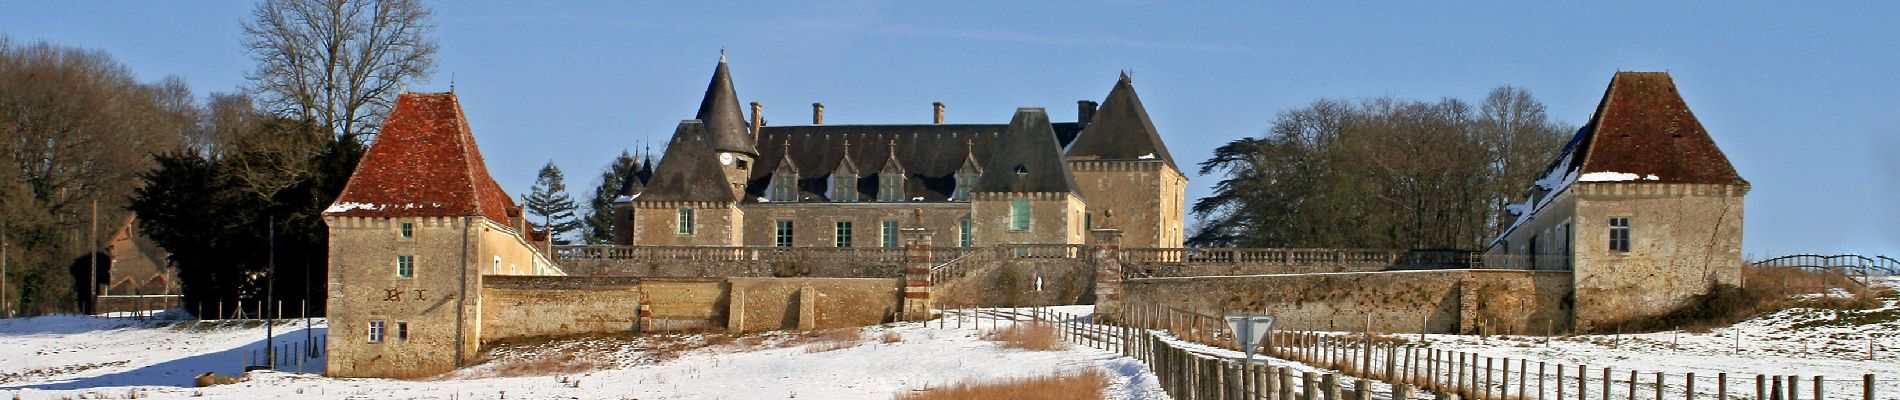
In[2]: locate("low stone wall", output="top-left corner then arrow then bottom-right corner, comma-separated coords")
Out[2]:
727,277 -> 902,333
93,295 -> 182,315
933,259 -> 1094,308
480,276 -> 648,340
477,275 -> 900,342
1123,270 -> 1573,334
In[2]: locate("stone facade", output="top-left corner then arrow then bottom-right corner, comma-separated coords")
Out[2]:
969,192 -> 1089,246
1569,182 -> 1746,330
740,203 -> 967,248
324,216 -> 560,378
1068,160 -> 1188,247
629,202 -> 743,246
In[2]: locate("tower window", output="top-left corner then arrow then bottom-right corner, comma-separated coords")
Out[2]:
1009,199 -> 1030,231
1608,217 -> 1631,253
677,208 -> 695,235
959,218 -> 973,247
397,322 -> 410,341
399,222 -> 414,239
396,255 -> 415,278
367,320 -> 385,343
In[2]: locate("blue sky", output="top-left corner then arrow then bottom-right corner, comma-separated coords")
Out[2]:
4,2 -> 1896,257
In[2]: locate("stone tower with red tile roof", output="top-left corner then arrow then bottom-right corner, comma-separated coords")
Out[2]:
322,92 -> 564,378
1489,72 -> 1749,331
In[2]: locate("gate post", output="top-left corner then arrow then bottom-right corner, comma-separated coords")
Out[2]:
1090,228 -> 1125,321
901,218 -> 935,321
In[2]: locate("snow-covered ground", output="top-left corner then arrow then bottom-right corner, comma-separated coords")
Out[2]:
1,311 -> 1165,399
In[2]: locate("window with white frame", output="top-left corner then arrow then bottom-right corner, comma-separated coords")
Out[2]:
1608,217 -> 1631,253
399,221 -> 414,239
368,320 -> 385,343
677,208 -> 695,235
396,255 -> 414,278
881,220 -> 900,248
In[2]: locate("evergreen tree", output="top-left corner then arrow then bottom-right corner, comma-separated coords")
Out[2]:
524,161 -> 582,244
583,151 -> 639,244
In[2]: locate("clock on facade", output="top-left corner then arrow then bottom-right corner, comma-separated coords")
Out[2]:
719,152 -> 734,165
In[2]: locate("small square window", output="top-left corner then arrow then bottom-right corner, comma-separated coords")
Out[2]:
368,320 -> 385,343
397,322 -> 409,341
399,222 -> 414,239
397,255 -> 415,278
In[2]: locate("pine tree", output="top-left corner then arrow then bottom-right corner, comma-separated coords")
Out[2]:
584,151 -> 640,244
524,161 -> 582,244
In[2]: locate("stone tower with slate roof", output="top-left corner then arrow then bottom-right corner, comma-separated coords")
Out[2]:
1487,72 -> 1749,331
617,55 -> 1185,249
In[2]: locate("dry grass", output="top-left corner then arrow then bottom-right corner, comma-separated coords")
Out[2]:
895,369 -> 1108,400
881,330 -> 904,344
799,328 -> 864,353
474,352 -> 609,377
982,322 -> 1067,351
1595,265 -> 1882,333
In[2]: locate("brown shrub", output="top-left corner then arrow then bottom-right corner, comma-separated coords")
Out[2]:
881,330 -> 903,344
896,369 -> 1108,400
477,352 -> 609,377
982,322 -> 1066,351
704,334 -> 736,347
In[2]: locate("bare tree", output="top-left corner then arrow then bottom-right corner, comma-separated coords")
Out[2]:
243,0 -> 437,142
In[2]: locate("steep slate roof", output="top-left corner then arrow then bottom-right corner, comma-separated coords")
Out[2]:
325,92 -> 516,223
637,120 -> 739,203
697,55 -> 760,157
976,108 -> 1080,194
1572,72 -> 1746,185
1064,73 -> 1177,170
744,122 -> 1081,202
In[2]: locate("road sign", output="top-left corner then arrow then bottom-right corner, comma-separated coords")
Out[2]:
1225,315 -> 1276,356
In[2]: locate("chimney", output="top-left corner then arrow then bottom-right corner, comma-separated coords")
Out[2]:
812,103 -> 825,125
932,102 -> 945,124
1077,100 -> 1098,129
750,102 -> 763,140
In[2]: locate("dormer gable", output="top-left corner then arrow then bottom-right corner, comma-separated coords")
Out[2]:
877,138 -> 907,202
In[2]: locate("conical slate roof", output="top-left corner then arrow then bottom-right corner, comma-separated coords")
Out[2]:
1064,73 -> 1176,170
638,120 -> 740,203
696,55 -> 759,156
325,92 -> 516,223
1570,72 -> 1746,185
976,108 -> 1079,194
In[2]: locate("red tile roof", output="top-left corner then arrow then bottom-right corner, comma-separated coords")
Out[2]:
324,92 -> 517,223
1576,72 -> 1747,186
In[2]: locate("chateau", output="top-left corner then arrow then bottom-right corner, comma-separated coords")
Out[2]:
611,56 -> 1188,249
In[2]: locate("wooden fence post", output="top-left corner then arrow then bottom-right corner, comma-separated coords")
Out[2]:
1864,374 -> 1874,400
1323,373 -> 1341,400
1686,372 -> 1696,400
1304,372 -> 1318,400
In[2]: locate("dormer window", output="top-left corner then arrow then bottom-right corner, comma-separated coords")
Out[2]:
878,173 -> 904,202
770,173 -> 798,202
831,174 -> 857,202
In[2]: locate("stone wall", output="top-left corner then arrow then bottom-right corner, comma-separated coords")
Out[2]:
1570,183 -> 1746,331
933,258 -> 1095,308
1068,160 -> 1187,248
480,276 -> 644,340
325,216 -> 481,378
558,257 -> 905,279
727,277 -> 902,333
739,202 -> 969,248
629,202 -> 744,246
1123,270 -> 1573,334
969,192 -> 1087,246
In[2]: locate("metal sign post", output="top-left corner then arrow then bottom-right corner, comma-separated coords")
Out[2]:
1225,314 -> 1276,367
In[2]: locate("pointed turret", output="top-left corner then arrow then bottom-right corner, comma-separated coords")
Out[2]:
1065,73 -> 1177,170
696,53 -> 760,157
977,108 -> 1079,194
639,120 -> 740,203
1571,72 -> 1746,186
325,92 -> 516,223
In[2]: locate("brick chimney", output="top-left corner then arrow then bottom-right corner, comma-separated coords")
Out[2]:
1077,100 -> 1098,129
750,101 -> 763,140
812,103 -> 825,125
933,102 -> 945,124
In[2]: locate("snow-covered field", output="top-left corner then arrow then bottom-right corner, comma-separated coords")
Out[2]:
1,311 -> 1166,399
3,277 -> 1892,400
